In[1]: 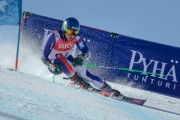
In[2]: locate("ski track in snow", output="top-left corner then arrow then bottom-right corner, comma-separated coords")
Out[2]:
0,67 -> 180,120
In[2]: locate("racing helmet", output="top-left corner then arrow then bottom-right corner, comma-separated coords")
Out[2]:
62,17 -> 80,36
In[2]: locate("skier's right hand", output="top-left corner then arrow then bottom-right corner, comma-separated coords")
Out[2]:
48,63 -> 62,75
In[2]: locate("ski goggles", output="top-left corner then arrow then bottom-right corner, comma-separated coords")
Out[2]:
66,29 -> 79,36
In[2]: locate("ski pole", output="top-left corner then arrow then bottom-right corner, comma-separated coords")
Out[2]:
83,63 -> 164,77
52,68 -> 62,82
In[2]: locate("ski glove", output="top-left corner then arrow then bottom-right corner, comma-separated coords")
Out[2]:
73,53 -> 90,66
48,63 -> 62,75
73,55 -> 84,66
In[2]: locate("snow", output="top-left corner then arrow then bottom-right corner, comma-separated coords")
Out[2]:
0,37 -> 180,120
0,67 -> 179,120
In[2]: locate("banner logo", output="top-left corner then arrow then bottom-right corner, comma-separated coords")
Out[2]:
127,50 -> 178,90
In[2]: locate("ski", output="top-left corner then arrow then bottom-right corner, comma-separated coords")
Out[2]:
67,81 -> 146,106
111,95 -> 146,105
93,88 -> 146,105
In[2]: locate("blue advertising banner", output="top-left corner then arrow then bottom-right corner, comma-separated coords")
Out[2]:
21,12 -> 180,98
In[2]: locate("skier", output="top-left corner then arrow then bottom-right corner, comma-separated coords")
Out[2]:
41,17 -> 119,96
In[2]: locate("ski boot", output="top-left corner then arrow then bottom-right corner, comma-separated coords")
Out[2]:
70,72 -> 91,90
111,89 -> 123,97
100,82 -> 123,97
99,82 -> 113,97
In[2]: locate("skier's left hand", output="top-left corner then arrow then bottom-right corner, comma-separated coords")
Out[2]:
73,53 -> 90,66
73,55 -> 84,66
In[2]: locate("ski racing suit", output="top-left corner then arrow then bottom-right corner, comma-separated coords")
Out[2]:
41,30 -> 106,89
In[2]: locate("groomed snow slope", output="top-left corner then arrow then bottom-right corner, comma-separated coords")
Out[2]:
0,67 -> 179,120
